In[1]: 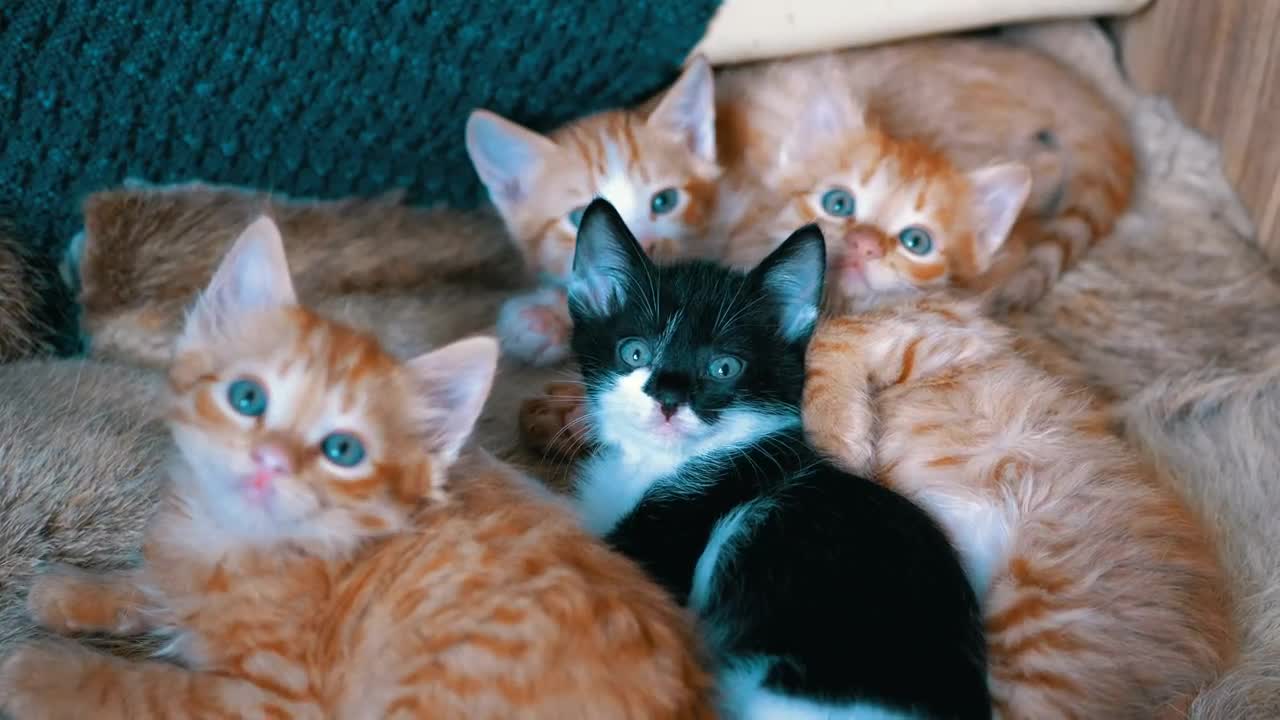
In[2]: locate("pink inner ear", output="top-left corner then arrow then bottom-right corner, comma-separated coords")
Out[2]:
465,111 -> 557,211
499,178 -> 526,205
969,164 -> 1032,260
407,337 -> 498,461
648,57 -> 716,162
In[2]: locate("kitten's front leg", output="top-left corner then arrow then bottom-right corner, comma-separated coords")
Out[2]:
27,565 -> 158,637
497,287 -> 572,366
0,640 -> 314,720
801,317 -> 880,476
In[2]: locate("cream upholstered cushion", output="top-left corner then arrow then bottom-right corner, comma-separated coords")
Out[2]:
692,0 -> 1151,64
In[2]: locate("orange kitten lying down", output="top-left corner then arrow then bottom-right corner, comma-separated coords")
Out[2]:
719,39 -> 1134,313
0,218 -> 713,719
803,298 -> 1234,718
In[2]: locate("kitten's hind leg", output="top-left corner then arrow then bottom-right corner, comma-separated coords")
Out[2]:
27,565 -> 158,637
0,640 -> 316,720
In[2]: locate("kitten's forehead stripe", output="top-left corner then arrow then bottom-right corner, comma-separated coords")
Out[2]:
620,115 -> 647,181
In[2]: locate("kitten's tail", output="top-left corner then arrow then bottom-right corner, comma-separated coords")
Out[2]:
985,86 -> 1137,313
1122,362 -> 1280,719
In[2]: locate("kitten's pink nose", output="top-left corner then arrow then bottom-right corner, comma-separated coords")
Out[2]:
846,226 -> 886,261
251,444 -> 293,477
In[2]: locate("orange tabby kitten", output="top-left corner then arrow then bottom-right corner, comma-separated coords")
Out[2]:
0,217 -> 713,719
466,57 -> 721,366
801,297 -> 1234,719
720,38 -> 1135,312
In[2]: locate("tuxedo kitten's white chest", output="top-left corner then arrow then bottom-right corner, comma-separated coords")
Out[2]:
575,444 -> 683,536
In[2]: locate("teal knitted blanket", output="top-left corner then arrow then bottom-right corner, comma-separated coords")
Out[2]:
0,1 -> 721,255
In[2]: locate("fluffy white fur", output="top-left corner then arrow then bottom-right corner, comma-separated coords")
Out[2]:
720,659 -> 921,720
1124,367 -> 1280,719
909,491 -> 1013,599
689,499 -> 773,614
574,366 -> 796,536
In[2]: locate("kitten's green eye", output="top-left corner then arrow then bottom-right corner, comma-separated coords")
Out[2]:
650,187 -> 680,215
617,337 -> 653,368
227,379 -> 268,417
820,188 -> 856,218
897,226 -> 934,256
321,432 -> 366,468
707,355 -> 744,382
567,205 -> 588,227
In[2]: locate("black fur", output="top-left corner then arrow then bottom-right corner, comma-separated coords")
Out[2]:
569,198 -> 991,719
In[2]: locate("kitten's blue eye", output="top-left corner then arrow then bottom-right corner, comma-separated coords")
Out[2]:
617,337 -> 653,368
567,205 -> 588,227
707,355 -> 744,381
227,379 -> 267,417
321,432 -> 366,468
897,226 -> 934,256
650,188 -> 680,215
820,188 -> 856,218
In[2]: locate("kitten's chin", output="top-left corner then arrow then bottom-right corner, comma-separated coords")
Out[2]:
168,453 -> 316,544
611,419 -> 698,458
835,282 -> 922,314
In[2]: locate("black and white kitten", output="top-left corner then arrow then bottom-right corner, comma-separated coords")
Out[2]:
566,198 -> 991,720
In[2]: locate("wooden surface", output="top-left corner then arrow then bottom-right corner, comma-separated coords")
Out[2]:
1119,0 -> 1280,258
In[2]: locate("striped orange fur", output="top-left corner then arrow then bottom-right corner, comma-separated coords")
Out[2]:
719,37 -> 1135,314
801,297 -> 1235,719
0,217 -> 713,720
466,57 -> 723,366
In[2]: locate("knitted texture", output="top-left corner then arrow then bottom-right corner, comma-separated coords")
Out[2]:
0,1 -> 722,257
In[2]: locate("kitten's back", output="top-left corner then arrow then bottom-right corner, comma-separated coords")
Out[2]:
695,431 -> 991,719
329,454 -> 716,718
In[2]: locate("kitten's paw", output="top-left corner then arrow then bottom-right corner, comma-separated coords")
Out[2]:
498,292 -> 571,366
835,437 -> 877,478
520,382 -> 592,459
28,566 -> 149,636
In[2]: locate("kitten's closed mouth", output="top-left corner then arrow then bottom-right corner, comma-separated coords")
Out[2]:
651,419 -> 688,439
838,260 -> 871,290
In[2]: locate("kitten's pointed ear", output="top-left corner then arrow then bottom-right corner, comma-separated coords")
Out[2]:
771,63 -> 865,180
647,55 -> 716,164
180,216 -> 296,347
408,336 -> 500,465
568,198 -> 650,318
465,109 -> 559,212
968,162 -> 1032,265
753,224 -> 826,342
